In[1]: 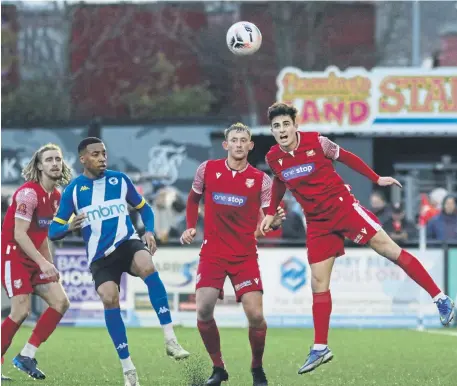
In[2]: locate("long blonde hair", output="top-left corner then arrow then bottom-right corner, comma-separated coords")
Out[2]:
21,143 -> 72,186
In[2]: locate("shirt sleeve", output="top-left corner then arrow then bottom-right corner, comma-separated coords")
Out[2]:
319,136 -> 340,160
14,188 -> 38,222
53,185 -> 75,224
123,173 -> 146,209
265,155 -> 278,178
192,161 -> 207,195
260,173 -> 272,208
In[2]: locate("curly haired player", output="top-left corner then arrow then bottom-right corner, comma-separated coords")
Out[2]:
2,144 -> 72,380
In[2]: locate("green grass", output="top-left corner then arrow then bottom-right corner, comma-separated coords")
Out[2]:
2,327 -> 457,385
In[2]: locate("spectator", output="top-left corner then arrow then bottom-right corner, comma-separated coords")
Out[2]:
383,203 -> 418,243
429,187 -> 448,211
369,191 -> 392,225
427,195 -> 457,241
152,186 -> 185,244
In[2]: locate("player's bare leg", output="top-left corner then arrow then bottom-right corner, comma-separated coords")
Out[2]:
1,294 -> 31,381
130,250 -> 189,360
241,291 -> 268,386
298,257 -> 335,375
98,281 -> 139,385
196,287 -> 228,385
369,229 -> 454,325
12,282 -> 68,380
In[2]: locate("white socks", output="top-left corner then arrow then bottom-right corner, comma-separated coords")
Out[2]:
313,344 -> 328,351
162,323 -> 177,341
20,343 -> 38,359
433,292 -> 447,302
121,356 -> 136,373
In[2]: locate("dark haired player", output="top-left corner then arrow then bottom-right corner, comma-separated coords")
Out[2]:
261,103 -> 454,375
49,137 -> 189,386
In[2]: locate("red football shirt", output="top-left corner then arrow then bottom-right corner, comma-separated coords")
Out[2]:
192,159 -> 271,259
266,131 -> 353,220
2,181 -> 61,263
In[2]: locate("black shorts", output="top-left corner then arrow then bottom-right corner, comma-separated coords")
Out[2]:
89,239 -> 149,291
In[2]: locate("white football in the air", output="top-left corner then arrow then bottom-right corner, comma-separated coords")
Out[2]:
226,21 -> 262,56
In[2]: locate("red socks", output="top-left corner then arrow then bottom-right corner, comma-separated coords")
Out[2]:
312,290 -> 332,345
28,308 -> 63,348
197,319 -> 224,368
1,317 -> 20,356
249,326 -> 267,368
396,249 -> 441,298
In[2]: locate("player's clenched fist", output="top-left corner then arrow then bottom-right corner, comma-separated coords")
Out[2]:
69,213 -> 86,231
180,228 -> 197,245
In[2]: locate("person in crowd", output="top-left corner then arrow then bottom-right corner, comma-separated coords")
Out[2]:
427,195 -> 457,241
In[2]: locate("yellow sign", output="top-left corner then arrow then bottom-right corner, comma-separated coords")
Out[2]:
276,66 -> 457,133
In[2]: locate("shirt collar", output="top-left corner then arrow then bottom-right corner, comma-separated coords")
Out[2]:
225,159 -> 249,173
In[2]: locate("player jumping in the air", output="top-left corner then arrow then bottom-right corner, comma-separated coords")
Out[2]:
1,144 -> 72,381
180,123 -> 285,386
48,137 -> 189,386
260,103 -> 455,375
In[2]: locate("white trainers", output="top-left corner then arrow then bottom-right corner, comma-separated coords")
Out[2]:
124,369 -> 140,386
165,339 -> 190,360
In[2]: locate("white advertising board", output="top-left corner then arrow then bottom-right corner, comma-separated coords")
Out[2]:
55,247 -> 444,328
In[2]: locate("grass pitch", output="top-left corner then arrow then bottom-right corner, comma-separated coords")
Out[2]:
2,327 -> 456,385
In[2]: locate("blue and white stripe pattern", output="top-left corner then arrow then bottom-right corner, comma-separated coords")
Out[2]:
52,170 -> 145,264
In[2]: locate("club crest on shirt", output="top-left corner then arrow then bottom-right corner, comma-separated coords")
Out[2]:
306,149 -> 316,157
108,177 -> 118,185
14,279 -> 22,289
245,178 -> 255,188
17,203 -> 27,215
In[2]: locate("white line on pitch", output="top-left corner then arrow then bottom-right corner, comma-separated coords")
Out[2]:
413,329 -> 457,337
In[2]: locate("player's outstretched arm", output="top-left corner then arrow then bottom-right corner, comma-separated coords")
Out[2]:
336,147 -> 402,187
337,148 -> 382,182
319,135 -> 380,183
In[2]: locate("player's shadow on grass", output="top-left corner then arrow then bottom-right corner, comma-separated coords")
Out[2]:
179,352 -> 209,386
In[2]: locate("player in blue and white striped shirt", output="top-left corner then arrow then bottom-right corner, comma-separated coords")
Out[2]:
49,137 -> 189,385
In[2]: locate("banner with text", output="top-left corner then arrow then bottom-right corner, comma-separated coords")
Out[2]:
276,66 -> 457,134
54,247 -> 444,328
54,248 -> 128,325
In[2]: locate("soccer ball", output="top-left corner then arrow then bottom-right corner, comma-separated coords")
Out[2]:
226,21 -> 262,56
